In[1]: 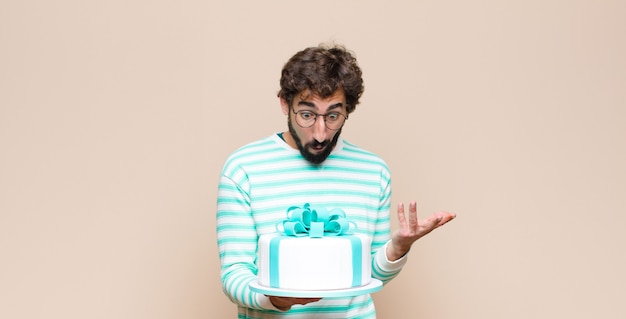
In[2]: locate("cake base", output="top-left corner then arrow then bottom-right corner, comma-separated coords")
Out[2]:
249,279 -> 383,298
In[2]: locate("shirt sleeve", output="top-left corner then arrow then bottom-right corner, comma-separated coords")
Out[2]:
216,173 -> 270,310
370,165 -> 407,283
374,240 -> 408,273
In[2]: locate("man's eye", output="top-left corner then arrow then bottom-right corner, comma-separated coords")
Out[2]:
299,112 -> 315,120
326,113 -> 340,121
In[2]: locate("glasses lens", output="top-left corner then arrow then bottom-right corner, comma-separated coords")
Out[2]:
295,111 -> 315,128
325,114 -> 345,130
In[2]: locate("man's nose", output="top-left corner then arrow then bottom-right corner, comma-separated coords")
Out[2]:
312,115 -> 328,142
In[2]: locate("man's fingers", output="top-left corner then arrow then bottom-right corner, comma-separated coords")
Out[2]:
437,212 -> 456,226
408,201 -> 418,229
270,296 -> 322,309
296,298 -> 322,304
398,202 -> 456,237
397,202 -> 406,228
426,212 -> 455,229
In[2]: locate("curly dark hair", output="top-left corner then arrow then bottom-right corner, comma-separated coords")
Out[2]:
278,44 -> 364,114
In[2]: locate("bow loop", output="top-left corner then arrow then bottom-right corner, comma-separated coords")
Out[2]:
276,203 -> 356,237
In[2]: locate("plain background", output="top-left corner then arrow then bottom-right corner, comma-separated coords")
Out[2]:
1,0 -> 625,318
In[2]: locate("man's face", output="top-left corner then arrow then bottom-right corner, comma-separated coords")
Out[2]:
281,90 -> 348,164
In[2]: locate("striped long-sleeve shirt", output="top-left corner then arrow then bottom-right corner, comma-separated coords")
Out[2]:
217,134 -> 407,318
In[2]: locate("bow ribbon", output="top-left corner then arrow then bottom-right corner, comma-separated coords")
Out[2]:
277,203 -> 356,237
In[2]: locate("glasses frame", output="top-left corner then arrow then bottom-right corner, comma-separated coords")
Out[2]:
291,108 -> 348,131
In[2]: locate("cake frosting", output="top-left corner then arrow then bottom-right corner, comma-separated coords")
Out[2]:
257,233 -> 371,290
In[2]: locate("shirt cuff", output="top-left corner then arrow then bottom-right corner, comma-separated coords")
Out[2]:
375,240 -> 408,272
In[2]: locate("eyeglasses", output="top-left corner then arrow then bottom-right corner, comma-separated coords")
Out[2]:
291,109 -> 348,131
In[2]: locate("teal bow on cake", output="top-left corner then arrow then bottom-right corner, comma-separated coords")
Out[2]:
278,203 -> 356,238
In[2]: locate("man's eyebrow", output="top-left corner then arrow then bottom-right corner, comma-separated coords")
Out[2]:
297,101 -> 344,110
327,103 -> 344,111
297,101 -> 316,108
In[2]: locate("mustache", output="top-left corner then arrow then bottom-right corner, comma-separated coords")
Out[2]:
308,140 -> 330,148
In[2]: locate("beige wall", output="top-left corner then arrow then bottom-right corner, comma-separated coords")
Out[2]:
1,0 -> 625,318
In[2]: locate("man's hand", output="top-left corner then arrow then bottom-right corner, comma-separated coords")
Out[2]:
387,201 -> 456,261
268,296 -> 322,311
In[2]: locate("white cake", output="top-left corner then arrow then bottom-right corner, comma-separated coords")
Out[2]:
257,233 -> 371,291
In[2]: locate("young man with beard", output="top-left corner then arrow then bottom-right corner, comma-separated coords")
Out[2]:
216,44 -> 455,318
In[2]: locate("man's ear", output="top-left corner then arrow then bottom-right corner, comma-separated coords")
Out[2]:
280,97 -> 290,115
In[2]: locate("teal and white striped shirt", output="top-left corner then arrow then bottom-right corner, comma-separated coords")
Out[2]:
217,134 -> 407,318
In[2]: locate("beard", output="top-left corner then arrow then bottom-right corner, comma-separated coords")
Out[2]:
288,117 -> 341,165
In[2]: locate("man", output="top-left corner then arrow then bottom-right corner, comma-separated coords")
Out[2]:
216,44 -> 456,318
